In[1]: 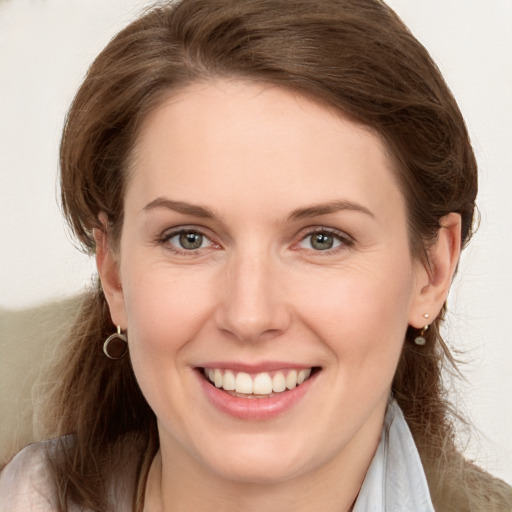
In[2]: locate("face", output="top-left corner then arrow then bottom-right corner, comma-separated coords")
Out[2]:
104,80 -> 429,485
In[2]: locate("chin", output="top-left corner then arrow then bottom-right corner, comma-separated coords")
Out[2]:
211,460 -> 304,485
198,438 -> 316,485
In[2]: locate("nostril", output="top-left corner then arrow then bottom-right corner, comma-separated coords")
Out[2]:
214,272 -> 293,343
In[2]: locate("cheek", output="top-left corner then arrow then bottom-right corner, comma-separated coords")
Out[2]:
118,263 -> 203,417
291,260 -> 415,370
294,267 -> 413,437
120,257 -> 211,349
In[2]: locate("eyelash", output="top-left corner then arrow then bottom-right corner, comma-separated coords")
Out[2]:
295,227 -> 354,255
157,226 -> 354,256
158,227 -> 217,255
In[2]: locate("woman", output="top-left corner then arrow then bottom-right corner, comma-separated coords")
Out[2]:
0,0 -> 510,510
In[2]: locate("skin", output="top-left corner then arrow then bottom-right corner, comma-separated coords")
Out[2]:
96,80 -> 461,511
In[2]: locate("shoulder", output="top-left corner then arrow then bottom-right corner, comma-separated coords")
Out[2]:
0,441 -> 57,512
431,459 -> 512,512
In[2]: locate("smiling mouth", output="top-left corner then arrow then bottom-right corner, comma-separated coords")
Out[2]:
201,367 -> 320,398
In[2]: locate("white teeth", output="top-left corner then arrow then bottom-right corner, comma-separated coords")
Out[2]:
235,372 -> 253,394
272,372 -> 286,393
286,370 -> 297,390
297,369 -> 311,384
223,370 -> 236,391
214,369 -> 223,388
253,373 -> 273,394
204,367 -> 315,396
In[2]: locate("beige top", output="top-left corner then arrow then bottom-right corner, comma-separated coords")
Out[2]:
0,440 -> 135,511
0,442 -> 60,511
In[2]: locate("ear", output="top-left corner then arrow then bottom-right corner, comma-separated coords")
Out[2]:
408,212 -> 462,328
93,216 -> 127,329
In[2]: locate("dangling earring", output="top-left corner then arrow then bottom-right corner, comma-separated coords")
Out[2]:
103,326 -> 128,359
414,314 -> 430,346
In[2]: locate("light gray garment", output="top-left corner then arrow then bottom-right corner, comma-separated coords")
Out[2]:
0,400 -> 433,511
353,399 -> 435,511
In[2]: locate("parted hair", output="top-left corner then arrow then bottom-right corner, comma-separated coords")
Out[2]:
39,0 -> 512,510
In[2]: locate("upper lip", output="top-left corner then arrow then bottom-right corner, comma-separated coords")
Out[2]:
198,361 -> 316,373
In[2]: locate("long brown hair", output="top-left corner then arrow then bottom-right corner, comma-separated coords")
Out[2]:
42,0 -> 511,510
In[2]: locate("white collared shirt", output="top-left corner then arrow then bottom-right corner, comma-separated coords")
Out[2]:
353,399 -> 435,511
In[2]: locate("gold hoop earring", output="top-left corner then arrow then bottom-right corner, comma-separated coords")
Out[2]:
103,326 -> 128,359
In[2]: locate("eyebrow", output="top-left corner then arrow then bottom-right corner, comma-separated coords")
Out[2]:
142,197 -> 374,222
287,200 -> 374,221
142,197 -> 217,219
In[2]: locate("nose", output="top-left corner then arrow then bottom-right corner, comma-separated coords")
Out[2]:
215,249 -> 292,343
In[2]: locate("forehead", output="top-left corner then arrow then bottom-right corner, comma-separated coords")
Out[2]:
127,79 -> 405,224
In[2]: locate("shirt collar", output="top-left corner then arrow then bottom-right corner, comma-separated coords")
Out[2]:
353,399 -> 435,512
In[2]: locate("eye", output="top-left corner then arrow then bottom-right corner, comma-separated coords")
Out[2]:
164,229 -> 213,251
297,230 -> 349,252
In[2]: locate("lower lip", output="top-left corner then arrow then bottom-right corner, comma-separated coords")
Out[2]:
197,369 -> 319,420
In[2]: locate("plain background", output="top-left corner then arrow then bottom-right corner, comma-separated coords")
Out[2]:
0,0 -> 511,483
